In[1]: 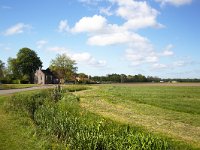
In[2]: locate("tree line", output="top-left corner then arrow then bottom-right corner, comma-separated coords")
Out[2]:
0,47 -> 200,84
90,74 -> 200,83
90,74 -> 161,83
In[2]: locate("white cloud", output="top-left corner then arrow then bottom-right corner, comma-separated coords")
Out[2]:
161,44 -> 174,56
87,31 -> 148,46
125,47 -> 159,66
47,46 -> 107,68
4,23 -> 31,36
70,52 -> 107,67
70,0 -> 163,46
71,15 -> 107,33
110,0 -> 163,30
79,0 -> 163,30
155,0 -> 192,6
69,52 -> 92,62
100,6 -> 113,16
72,0 -> 181,69
36,40 -> 48,49
58,20 -> 69,33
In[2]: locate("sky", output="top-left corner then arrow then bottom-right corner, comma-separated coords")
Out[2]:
0,0 -> 200,78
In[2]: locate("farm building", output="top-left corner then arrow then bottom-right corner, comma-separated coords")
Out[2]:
34,68 -> 59,84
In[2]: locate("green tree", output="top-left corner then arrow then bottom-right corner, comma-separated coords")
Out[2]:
78,73 -> 88,83
16,48 -> 42,83
50,54 -> 77,83
7,57 -> 22,79
0,60 -> 5,79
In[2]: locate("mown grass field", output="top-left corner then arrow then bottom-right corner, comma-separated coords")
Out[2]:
0,83 -> 200,149
77,83 -> 200,149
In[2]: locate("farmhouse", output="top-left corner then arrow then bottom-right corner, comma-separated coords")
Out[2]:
34,68 -> 59,84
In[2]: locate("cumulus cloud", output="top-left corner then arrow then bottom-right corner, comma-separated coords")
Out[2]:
4,23 -> 31,36
69,52 -> 107,67
58,20 -> 69,33
47,46 -> 107,68
71,15 -> 107,33
70,0 -> 185,70
68,0 -> 164,68
155,0 -> 192,6
69,0 -> 163,47
69,52 -> 92,62
88,31 -> 148,46
110,0 -> 163,30
36,40 -> 48,49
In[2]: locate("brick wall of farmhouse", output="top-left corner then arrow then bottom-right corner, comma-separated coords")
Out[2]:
35,70 -> 45,84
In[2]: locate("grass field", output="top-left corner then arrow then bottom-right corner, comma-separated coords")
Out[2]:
77,83 -> 200,149
0,83 -> 200,149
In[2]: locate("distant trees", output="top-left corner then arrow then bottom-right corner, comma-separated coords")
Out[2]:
0,60 -> 5,79
90,74 -> 160,83
49,54 -> 77,83
77,73 -> 89,83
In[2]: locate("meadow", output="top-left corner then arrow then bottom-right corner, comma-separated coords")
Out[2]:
0,83 -> 200,149
77,83 -> 200,149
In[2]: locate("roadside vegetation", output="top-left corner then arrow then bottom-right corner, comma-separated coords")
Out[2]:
0,84 -> 40,90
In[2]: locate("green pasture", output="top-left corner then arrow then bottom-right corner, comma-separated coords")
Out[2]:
78,84 -> 200,149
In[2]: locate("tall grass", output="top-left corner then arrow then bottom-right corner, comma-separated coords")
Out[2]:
6,86 -> 171,150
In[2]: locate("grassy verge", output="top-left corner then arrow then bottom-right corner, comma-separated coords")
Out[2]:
0,84 -> 40,90
0,95 -> 43,150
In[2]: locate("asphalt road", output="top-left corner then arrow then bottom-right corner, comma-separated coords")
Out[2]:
0,85 -> 54,95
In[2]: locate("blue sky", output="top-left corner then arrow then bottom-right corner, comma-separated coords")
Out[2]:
0,0 -> 200,78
